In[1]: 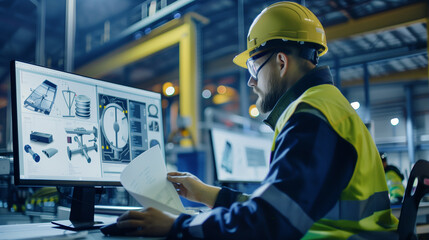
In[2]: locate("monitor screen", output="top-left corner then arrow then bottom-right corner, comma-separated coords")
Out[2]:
11,61 -> 164,186
210,128 -> 272,182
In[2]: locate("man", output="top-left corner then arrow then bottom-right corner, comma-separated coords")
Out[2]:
116,2 -> 398,239
381,152 -> 405,205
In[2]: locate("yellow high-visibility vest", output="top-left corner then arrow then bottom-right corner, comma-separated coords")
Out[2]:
272,84 -> 398,239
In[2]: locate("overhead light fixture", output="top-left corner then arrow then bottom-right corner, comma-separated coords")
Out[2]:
134,31 -> 143,39
173,12 -> 181,19
162,82 -> 175,96
390,118 -> 399,126
217,85 -> 227,95
165,86 -> 175,96
351,101 -> 360,110
202,89 -> 211,99
249,104 -> 259,118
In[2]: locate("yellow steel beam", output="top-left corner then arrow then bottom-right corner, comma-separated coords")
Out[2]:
76,24 -> 186,77
342,67 -> 428,87
326,2 -> 428,41
76,13 -> 208,145
179,17 -> 199,146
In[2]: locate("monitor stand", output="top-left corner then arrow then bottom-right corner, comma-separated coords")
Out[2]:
51,186 -> 104,231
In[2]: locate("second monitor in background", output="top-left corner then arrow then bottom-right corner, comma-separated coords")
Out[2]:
210,128 -> 272,182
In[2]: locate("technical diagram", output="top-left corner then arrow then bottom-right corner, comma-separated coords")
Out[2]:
149,121 -> 159,132
62,87 -> 76,117
65,126 -> 98,163
148,104 -> 158,118
24,144 -> 40,162
150,139 -> 160,148
24,80 -> 57,115
99,95 -> 130,162
30,131 -> 53,143
221,141 -> 233,174
245,147 -> 267,167
42,148 -> 58,158
129,100 -> 149,160
75,95 -> 91,119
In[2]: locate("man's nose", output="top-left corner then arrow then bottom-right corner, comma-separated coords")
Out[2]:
248,76 -> 256,87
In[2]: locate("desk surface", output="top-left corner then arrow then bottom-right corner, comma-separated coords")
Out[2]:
2,202 -> 429,239
1,216 -> 428,239
0,217 -> 163,240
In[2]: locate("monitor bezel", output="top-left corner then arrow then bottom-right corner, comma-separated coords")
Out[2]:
11,60 -> 163,187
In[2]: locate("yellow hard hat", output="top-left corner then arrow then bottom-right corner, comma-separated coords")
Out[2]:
233,1 -> 328,69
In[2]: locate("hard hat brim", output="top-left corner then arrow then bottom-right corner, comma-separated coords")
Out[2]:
233,49 -> 251,69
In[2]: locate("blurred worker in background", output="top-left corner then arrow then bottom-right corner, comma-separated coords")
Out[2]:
116,2 -> 398,239
380,152 -> 405,205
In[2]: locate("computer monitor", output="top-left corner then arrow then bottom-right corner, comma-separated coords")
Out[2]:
10,60 -> 164,229
209,127 -> 272,182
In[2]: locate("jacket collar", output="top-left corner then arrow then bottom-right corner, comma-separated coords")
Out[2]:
263,66 -> 334,130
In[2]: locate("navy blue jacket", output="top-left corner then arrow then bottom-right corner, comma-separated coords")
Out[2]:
167,66 -> 357,240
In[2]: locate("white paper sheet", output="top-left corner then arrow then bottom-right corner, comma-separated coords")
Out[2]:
120,145 -> 186,215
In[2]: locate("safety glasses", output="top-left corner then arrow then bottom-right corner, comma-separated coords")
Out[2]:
246,51 -> 276,81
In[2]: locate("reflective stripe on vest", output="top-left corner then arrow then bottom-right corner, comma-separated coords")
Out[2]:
251,183 -> 314,234
188,211 -> 211,238
323,191 -> 391,221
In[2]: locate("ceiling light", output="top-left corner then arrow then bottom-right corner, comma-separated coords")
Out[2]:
217,85 -> 226,95
202,89 -> 211,99
165,86 -> 175,96
390,118 -> 399,126
249,104 -> 259,118
351,101 -> 360,110
162,82 -> 175,96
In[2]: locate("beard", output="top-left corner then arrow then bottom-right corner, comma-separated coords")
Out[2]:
255,79 -> 285,113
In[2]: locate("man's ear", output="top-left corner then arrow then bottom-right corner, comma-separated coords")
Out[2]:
277,52 -> 288,78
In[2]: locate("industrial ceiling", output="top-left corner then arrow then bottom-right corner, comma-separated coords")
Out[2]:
0,0 -> 427,105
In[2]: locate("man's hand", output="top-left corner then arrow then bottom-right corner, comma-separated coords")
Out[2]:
168,172 -> 221,208
116,208 -> 177,237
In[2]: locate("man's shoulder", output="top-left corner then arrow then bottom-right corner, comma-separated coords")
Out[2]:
293,103 -> 328,124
